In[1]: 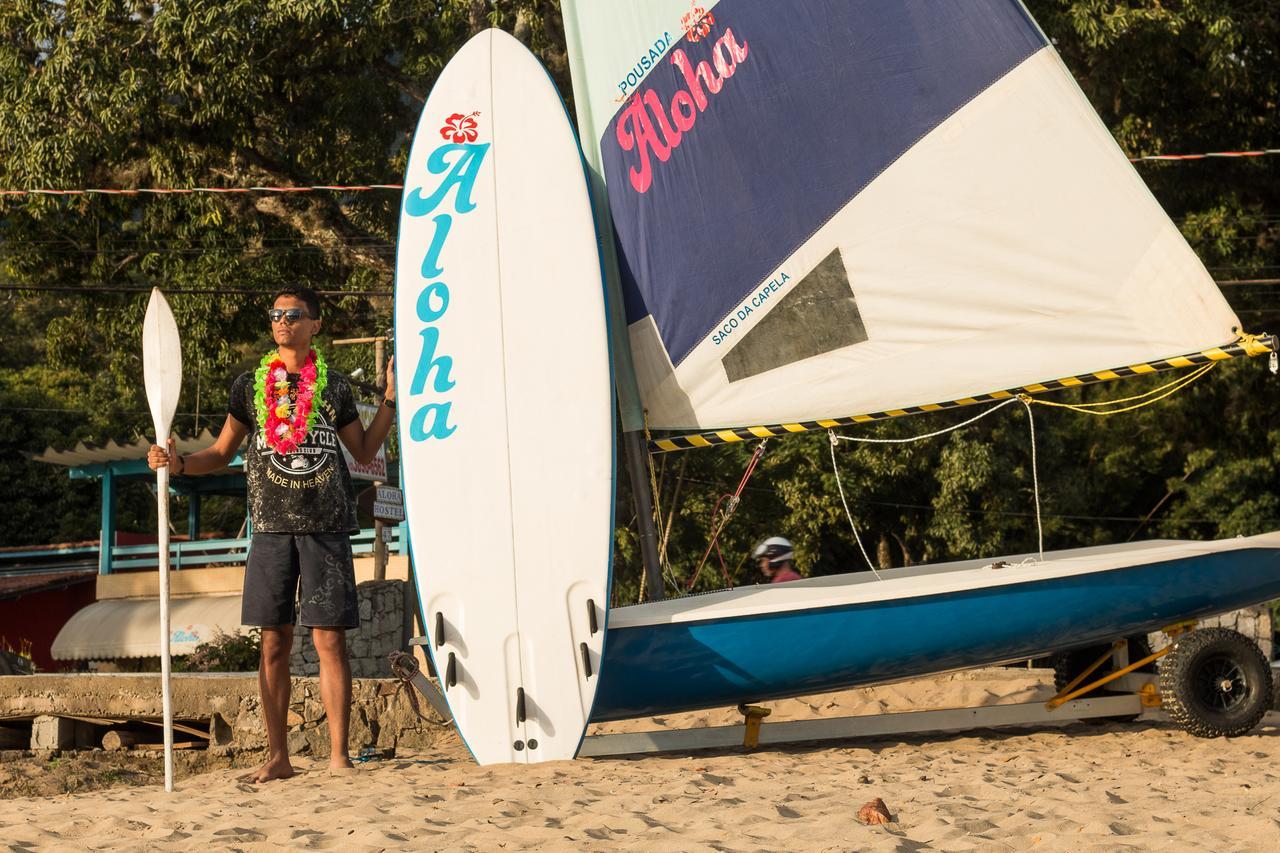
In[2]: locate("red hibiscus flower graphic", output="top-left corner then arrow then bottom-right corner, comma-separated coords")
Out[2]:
681,6 -> 714,42
440,111 -> 480,143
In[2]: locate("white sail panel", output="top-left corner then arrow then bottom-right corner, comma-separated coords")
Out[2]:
628,49 -> 1238,428
564,0 -> 1239,429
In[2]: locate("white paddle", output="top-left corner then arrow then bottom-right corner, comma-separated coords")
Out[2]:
143,288 -> 181,792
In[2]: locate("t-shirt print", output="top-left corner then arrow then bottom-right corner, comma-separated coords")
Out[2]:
228,368 -> 360,534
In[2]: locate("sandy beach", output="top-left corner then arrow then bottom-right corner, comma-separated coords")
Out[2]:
2,668 -> 1278,851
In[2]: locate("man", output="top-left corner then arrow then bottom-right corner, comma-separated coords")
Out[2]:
753,536 -> 802,583
147,285 -> 395,782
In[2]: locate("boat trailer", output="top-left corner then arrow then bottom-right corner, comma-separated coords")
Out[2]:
399,620 -> 1274,760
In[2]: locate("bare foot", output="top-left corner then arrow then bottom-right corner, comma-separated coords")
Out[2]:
237,756 -> 296,783
328,756 -> 355,772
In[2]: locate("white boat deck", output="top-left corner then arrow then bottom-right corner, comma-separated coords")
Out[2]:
610,533 -> 1280,629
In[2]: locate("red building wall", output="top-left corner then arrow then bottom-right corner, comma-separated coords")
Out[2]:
0,578 -> 96,672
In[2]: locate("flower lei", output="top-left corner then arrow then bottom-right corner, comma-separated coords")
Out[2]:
253,347 -> 328,455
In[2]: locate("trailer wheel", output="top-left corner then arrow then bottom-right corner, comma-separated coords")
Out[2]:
1051,635 -> 1155,723
1160,627 -> 1272,738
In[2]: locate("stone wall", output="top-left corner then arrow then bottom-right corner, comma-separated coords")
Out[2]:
208,676 -> 451,759
289,580 -> 408,678
1198,605 -> 1274,660
1,673 -> 452,757
1148,605 -> 1275,660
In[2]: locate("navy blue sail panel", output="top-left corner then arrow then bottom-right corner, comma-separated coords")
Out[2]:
601,0 -> 1047,367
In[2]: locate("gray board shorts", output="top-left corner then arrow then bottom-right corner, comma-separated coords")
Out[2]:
242,532 -> 359,629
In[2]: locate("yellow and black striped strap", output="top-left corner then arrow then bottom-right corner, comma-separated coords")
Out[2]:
648,334 -> 1277,454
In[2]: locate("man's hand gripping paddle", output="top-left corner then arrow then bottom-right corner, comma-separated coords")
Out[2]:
143,288 -> 181,793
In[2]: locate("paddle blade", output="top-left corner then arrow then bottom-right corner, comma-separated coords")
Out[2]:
143,288 -> 182,439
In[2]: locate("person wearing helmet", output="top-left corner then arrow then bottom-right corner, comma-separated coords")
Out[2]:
753,536 -> 802,583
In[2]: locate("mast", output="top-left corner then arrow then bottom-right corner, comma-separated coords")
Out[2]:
564,5 -> 664,601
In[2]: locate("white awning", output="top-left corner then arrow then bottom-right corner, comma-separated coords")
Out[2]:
32,429 -> 223,468
52,595 -> 247,660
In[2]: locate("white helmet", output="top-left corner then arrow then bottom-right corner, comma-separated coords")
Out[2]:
752,536 -> 794,566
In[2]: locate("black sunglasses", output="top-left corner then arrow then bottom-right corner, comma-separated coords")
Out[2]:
269,308 -> 311,324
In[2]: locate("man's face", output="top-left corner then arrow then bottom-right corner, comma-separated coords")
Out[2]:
271,295 -> 321,350
758,557 -> 774,578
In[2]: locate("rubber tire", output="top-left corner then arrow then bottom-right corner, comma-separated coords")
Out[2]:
1051,635 -> 1155,724
1159,627 -> 1272,738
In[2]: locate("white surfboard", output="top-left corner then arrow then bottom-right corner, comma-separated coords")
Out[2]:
394,29 -> 613,765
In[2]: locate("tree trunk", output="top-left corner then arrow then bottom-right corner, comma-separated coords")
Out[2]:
891,531 -> 914,567
877,534 -> 893,570
103,730 -> 160,751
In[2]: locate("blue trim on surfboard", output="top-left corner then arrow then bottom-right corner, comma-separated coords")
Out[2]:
589,546 -> 1280,722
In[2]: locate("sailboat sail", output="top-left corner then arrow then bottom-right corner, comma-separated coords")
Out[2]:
563,0 -> 1241,431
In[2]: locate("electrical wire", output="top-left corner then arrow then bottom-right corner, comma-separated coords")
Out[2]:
0,146 -> 1274,200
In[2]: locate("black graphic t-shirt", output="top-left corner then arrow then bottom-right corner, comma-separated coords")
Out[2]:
228,368 -> 360,534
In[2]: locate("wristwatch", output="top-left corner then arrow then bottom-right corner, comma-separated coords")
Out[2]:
382,397 -> 396,410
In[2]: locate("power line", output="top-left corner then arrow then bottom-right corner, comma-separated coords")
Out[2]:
0,236 -> 396,247
0,284 -> 391,295
0,246 -> 396,257
1,277 -> 1267,298
1131,148 -> 1280,163
0,147 -> 1274,199
0,407 -> 205,416
0,184 -> 404,198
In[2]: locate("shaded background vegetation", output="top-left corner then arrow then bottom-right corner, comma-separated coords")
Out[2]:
1,1 -> 1277,607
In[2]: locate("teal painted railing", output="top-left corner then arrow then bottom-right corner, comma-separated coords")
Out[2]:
0,525 -> 407,575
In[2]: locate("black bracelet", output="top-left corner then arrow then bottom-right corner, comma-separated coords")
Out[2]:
382,397 -> 396,410
177,454 -> 188,474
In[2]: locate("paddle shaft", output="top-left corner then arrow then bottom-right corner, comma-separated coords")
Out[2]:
143,288 -> 180,791
156,462 -> 174,792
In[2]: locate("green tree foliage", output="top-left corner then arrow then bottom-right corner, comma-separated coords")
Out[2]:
0,0 -> 561,545
174,627 -> 261,672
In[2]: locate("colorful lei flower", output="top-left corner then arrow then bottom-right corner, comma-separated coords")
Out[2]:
253,347 -> 328,455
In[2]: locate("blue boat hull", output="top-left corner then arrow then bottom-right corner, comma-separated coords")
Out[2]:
590,546 -> 1280,722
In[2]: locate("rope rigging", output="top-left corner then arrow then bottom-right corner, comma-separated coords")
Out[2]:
654,342 -> 1258,596
824,358 -> 1228,573
684,440 -> 769,592
645,332 -> 1269,596
1017,363 -> 1216,416
828,396 -> 1032,572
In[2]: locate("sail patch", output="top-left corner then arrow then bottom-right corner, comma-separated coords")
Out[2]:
722,250 -> 867,383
